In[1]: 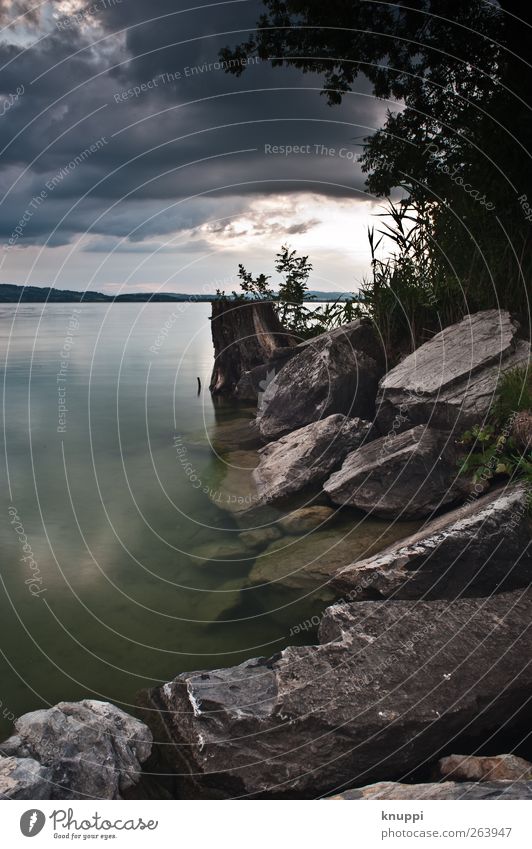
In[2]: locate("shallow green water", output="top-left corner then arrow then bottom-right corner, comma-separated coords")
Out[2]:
0,303 -> 415,737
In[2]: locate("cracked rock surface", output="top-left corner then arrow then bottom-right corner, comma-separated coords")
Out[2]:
0,699 -> 152,799
147,590 -> 532,798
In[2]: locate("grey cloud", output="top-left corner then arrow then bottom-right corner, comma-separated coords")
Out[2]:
285,219 -> 321,234
0,0 -> 44,26
83,237 -> 189,252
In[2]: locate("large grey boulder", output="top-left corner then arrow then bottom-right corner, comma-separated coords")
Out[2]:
302,318 -> 384,361
0,700 -> 152,799
146,589 -> 532,799
0,755 -> 52,799
253,414 -> 373,504
256,323 -> 384,441
333,781 -> 532,800
436,753 -> 532,783
237,319 -> 385,404
270,317 -> 385,365
332,483 -> 532,599
376,309 -> 530,433
324,424 -> 470,519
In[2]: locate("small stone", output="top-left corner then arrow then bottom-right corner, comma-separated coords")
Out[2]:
437,753 -> 532,782
512,410 -> 532,451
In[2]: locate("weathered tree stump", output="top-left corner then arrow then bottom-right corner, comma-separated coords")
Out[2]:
209,299 -> 297,395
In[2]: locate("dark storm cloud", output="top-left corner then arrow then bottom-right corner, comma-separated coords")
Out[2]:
0,1 -> 43,26
0,0 -> 386,249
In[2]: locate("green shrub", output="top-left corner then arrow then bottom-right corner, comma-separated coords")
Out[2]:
459,365 -> 532,506
492,366 -> 532,425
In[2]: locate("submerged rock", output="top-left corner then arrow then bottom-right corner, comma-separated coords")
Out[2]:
189,539 -> 251,562
324,424 -> 470,519
278,506 -> 336,534
437,754 -> 532,783
183,577 -> 248,623
332,483 -> 532,600
376,309 -> 530,433
0,700 -> 152,800
239,526 -> 282,550
333,781 -> 532,800
0,755 -> 51,800
248,514 -> 419,596
253,414 -> 373,504
256,326 -> 383,441
146,590 -> 532,798
205,448 -> 261,515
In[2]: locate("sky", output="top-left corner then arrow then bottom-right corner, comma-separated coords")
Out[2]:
0,0 -> 392,295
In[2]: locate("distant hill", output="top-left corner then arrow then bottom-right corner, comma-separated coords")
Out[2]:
0,284 -> 360,303
0,284 -> 211,303
307,290 -> 359,301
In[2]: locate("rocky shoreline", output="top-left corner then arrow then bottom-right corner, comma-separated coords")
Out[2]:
1,307 -> 531,800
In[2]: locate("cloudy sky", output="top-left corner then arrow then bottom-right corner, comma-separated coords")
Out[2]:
0,0 -> 390,295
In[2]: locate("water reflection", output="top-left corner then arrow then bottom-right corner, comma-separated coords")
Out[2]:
0,303 -> 418,737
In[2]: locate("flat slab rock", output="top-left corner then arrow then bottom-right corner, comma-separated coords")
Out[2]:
332,483 -> 532,600
256,323 -> 383,441
0,699 -> 152,800
376,309 -> 530,432
436,753 -> 532,782
253,414 -> 373,505
147,590 -> 532,798
324,424 -> 470,519
332,780 -> 532,800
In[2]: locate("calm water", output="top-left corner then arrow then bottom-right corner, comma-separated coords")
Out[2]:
0,303 -> 414,736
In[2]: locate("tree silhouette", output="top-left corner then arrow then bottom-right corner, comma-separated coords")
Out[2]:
221,2 -> 532,328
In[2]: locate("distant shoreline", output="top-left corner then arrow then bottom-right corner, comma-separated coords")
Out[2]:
0,284 -> 357,304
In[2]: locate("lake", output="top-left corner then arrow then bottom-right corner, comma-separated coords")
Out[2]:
0,303 -> 416,736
